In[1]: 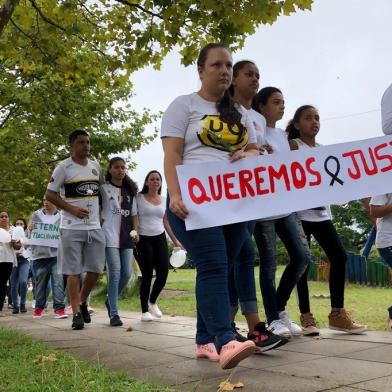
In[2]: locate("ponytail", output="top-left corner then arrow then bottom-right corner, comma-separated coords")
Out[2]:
286,105 -> 317,141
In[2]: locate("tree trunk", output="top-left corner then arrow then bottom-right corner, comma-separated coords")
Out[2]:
0,0 -> 19,38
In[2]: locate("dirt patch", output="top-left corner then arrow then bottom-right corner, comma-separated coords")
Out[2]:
160,289 -> 190,298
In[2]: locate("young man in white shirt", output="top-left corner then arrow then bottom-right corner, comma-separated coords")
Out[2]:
46,130 -> 105,330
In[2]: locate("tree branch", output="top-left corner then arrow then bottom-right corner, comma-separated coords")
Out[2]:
0,0 -> 19,38
114,0 -> 165,20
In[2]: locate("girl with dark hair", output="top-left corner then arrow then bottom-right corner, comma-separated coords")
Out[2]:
0,211 -> 19,315
161,43 -> 258,369
228,60 -> 287,351
251,87 -> 311,338
287,106 -> 367,334
101,157 -> 139,326
10,217 -> 29,314
136,170 -> 181,322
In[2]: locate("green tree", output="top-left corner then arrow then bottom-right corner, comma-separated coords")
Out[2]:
0,0 -> 313,218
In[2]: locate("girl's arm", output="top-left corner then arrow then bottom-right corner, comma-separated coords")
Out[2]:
131,215 -> 140,243
370,204 -> 392,219
162,137 -> 189,219
163,212 -> 183,248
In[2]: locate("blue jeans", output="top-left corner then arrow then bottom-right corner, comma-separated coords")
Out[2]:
362,226 -> 377,259
254,213 -> 311,324
228,221 -> 258,319
377,246 -> 392,318
167,206 -> 248,352
10,257 -> 30,308
106,247 -> 133,317
32,257 -> 65,311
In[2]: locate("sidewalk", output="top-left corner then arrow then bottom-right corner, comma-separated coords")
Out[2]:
1,307 -> 392,391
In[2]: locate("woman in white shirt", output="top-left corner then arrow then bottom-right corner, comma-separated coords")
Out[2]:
161,43 -> 258,369
287,105 -> 367,335
0,211 -> 19,315
136,170 -> 180,322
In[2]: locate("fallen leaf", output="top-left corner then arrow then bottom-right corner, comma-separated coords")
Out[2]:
218,381 -> 244,391
126,326 -> 133,332
170,314 -> 176,317
34,353 -> 57,363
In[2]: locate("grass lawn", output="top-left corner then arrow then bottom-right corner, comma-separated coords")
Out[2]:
0,327 -> 174,392
92,266 -> 392,331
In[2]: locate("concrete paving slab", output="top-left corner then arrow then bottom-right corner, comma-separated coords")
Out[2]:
351,375 -> 392,391
177,368 -> 332,392
339,344 -> 392,364
278,336 -> 384,356
320,329 -> 392,344
270,356 -> 392,386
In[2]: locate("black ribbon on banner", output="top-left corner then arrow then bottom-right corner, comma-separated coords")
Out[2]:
324,155 -> 344,186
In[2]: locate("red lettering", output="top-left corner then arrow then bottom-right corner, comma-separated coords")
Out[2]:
268,164 -> 290,193
305,157 -> 322,186
342,150 -> 362,179
360,148 -> 378,175
238,170 -> 255,198
290,161 -> 307,189
208,175 -> 223,201
188,178 -> 211,205
375,143 -> 392,172
223,172 -> 240,200
254,166 -> 269,195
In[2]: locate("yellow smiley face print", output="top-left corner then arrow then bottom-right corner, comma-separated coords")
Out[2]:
197,115 -> 249,152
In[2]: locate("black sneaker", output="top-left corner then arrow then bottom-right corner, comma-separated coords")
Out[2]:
72,312 -> 84,330
80,302 -> 91,323
110,315 -> 123,327
105,297 -> 111,318
231,322 -> 248,342
248,322 -> 288,354
20,304 -> 27,313
12,307 -> 19,314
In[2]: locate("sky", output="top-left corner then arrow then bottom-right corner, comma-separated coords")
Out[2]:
128,0 -> 392,189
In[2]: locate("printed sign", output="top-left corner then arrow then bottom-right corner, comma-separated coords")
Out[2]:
29,221 -> 60,248
177,136 -> 392,230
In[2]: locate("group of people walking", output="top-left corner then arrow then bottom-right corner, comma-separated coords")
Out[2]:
1,42 -> 391,373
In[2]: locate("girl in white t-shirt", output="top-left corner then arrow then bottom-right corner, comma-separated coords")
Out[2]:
287,105 -> 367,334
135,170 -> 181,322
101,157 -> 139,327
161,43 -> 258,369
370,193 -> 392,328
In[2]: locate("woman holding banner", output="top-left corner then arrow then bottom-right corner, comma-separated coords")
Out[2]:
227,60 -> 288,351
251,87 -> 311,338
286,105 -> 368,334
161,43 -> 258,369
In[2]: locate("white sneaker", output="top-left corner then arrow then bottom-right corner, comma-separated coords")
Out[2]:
141,312 -> 153,322
267,319 -> 291,338
279,310 -> 302,336
148,302 -> 162,318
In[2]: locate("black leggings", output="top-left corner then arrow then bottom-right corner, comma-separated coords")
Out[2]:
0,263 -> 13,311
297,219 -> 347,313
136,232 -> 169,313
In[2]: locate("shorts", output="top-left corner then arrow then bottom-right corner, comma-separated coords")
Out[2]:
58,229 -> 106,275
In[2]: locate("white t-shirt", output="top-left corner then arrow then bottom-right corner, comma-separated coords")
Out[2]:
136,194 -> 166,236
101,182 -> 137,248
47,157 -> 102,230
0,227 -> 17,265
370,193 -> 392,248
291,138 -> 332,222
248,109 -> 266,148
381,83 -> 392,135
259,126 -> 290,221
161,93 -> 256,164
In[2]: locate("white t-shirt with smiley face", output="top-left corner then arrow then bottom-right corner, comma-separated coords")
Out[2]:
161,93 -> 256,165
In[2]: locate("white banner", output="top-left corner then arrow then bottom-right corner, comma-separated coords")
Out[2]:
29,220 -> 60,248
177,136 -> 392,230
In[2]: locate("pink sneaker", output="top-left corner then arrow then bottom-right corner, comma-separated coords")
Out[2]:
195,343 -> 219,362
219,340 -> 255,369
54,309 -> 68,319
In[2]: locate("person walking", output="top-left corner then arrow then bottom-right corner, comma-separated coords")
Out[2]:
46,129 -> 105,330
101,157 -> 138,327
161,43 -> 258,369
